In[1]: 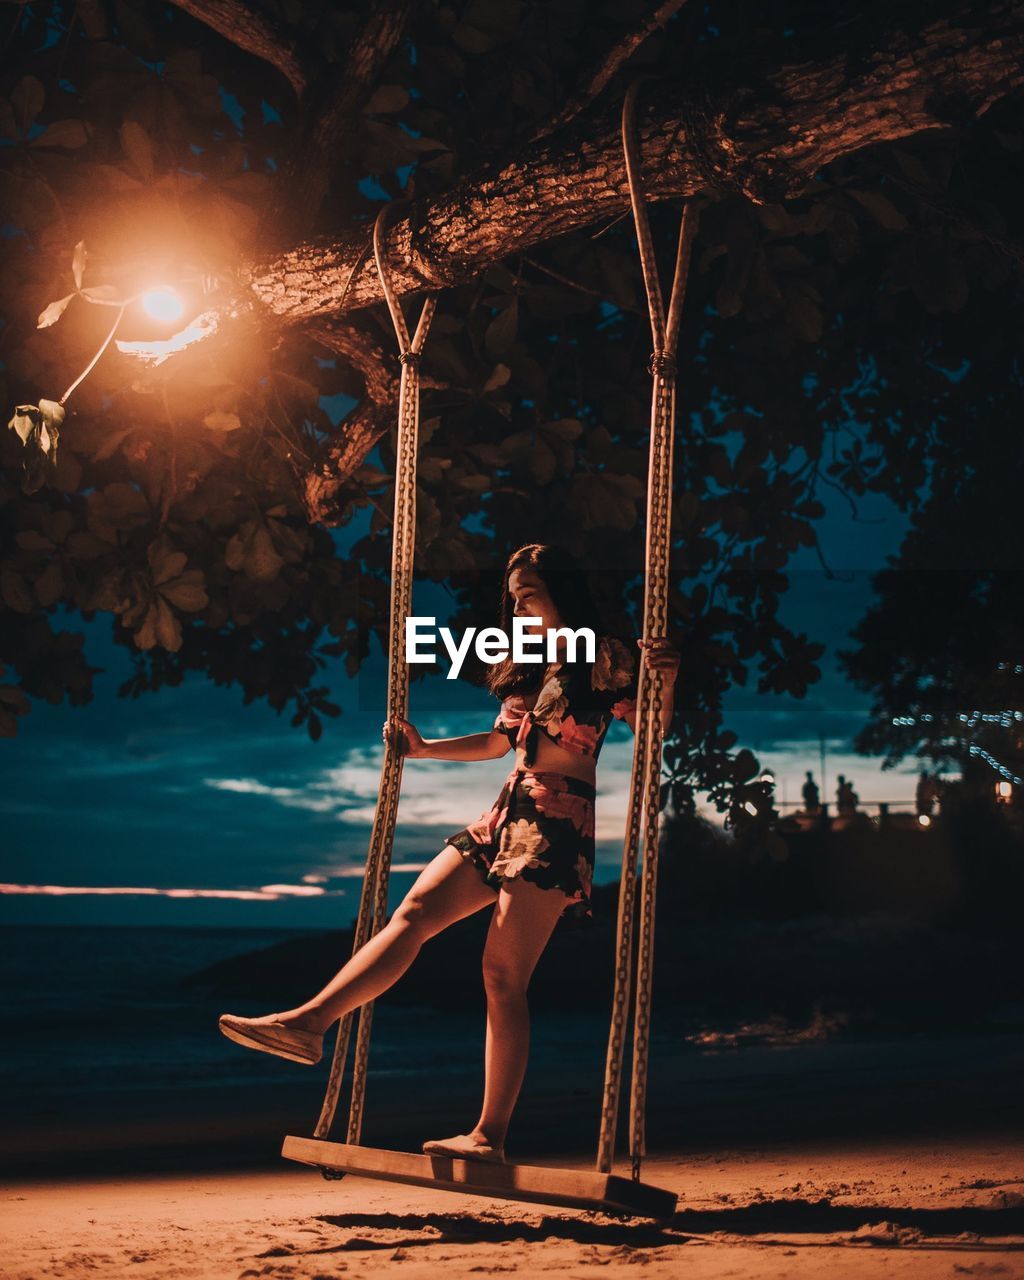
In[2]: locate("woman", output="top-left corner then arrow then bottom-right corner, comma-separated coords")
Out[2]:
219,543 -> 680,1164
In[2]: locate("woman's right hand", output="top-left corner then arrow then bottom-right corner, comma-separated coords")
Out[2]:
383,716 -> 428,758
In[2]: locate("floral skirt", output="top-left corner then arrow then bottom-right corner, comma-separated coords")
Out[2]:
443,765 -> 596,921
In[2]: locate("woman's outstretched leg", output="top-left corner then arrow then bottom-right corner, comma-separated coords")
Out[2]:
265,845 -> 498,1034
470,877 -> 567,1150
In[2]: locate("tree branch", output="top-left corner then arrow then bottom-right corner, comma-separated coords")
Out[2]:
240,0 -> 1024,325
302,321 -> 400,523
167,0 -> 307,96
531,0 -> 689,143
261,0 -> 417,242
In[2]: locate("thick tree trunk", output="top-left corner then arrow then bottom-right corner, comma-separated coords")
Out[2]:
241,0 -> 1024,324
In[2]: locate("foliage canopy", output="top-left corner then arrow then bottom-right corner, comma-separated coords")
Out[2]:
1,0 -> 1022,814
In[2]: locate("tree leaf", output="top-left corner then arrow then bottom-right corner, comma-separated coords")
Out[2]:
38,399 -> 65,429
134,603 -> 159,650
11,75 -> 44,133
37,294 -> 75,329
0,685 -> 30,715
149,543 -> 188,585
482,363 -> 510,392
34,559 -> 64,607
159,571 -> 208,612
484,298 -> 518,356
224,522 -> 251,572
245,525 -> 285,581
154,596 -> 183,650
364,84 -> 410,114
1,566 -> 34,613
731,749 -> 760,782
848,188 -> 907,231
72,240 -> 86,289
31,119 -> 89,149
9,406 -> 40,444
87,482 -> 151,541
0,99 -> 16,140
788,292 -> 823,342
119,119 -> 154,181
203,410 -> 242,431
16,530 -> 54,552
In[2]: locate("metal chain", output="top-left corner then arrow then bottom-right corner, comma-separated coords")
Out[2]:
313,203 -> 436,1149
595,81 -> 699,1181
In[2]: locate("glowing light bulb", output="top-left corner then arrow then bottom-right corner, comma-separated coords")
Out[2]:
917,814 -> 931,827
141,288 -> 184,324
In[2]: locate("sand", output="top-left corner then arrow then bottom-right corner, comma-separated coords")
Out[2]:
4,1136 -> 1023,1280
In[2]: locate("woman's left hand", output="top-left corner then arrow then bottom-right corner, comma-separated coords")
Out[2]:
638,636 -> 680,686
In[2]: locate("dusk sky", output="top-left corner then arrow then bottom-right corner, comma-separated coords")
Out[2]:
1,457 -> 921,930
0,21 -> 941,933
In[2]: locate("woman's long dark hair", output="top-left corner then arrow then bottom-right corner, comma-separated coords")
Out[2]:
485,544 -> 608,700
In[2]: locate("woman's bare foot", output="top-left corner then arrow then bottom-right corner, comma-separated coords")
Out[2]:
246,1007 -> 327,1035
422,1130 -> 507,1163
218,1011 -> 324,1065
467,1125 -> 506,1149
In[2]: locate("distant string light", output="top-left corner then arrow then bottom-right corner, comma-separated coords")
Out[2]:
888,701 -> 1023,788
892,711 -> 1023,728
967,743 -> 1022,785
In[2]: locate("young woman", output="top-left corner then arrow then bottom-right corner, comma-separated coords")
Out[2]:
219,543 -> 680,1164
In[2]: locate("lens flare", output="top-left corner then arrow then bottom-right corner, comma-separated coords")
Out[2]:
141,288 -> 185,324
116,310 -> 219,366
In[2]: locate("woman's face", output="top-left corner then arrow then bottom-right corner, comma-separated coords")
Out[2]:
507,567 -> 566,653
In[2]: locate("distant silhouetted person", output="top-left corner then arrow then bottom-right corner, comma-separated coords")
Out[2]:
802,770 -> 820,813
836,775 -> 858,814
916,770 -> 939,816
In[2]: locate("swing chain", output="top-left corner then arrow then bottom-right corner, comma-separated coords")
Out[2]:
595,79 -> 698,1184
312,200 -> 436,1148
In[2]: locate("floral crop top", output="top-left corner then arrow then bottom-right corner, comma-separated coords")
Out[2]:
492,635 -> 640,766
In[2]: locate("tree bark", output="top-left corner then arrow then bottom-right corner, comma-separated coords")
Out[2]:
240,0 -> 1024,324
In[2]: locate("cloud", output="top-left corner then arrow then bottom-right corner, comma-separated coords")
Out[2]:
0,882 -> 344,901
204,778 -> 300,798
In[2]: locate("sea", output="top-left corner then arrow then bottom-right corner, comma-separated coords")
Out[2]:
5,923 -> 1022,1177
1,922 -> 515,1097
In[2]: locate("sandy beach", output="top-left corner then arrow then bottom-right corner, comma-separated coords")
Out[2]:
5,1136 -> 1023,1280
5,926 -> 1022,1277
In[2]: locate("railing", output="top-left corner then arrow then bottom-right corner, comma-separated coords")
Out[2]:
772,800 -> 938,827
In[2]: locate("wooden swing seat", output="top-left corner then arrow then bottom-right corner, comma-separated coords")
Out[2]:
281,1135 -> 678,1218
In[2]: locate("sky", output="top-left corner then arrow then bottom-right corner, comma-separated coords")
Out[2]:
0,18 -> 931,929
0,464 -> 925,930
